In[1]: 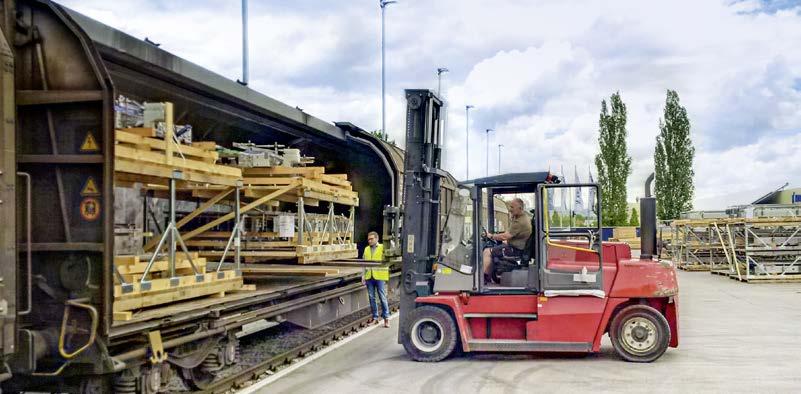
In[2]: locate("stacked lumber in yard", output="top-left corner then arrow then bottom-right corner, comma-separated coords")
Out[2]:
112,253 -> 243,321
668,219 -> 728,272
723,217 -> 801,282
666,210 -> 801,282
610,226 -> 641,251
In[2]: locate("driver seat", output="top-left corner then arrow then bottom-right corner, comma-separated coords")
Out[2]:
493,211 -> 538,284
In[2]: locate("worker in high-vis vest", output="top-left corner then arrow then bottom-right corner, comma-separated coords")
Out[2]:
362,231 -> 390,327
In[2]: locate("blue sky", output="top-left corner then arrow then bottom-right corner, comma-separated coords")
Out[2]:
60,0 -> 801,210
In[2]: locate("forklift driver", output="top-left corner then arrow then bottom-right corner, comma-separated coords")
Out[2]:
482,198 -> 532,284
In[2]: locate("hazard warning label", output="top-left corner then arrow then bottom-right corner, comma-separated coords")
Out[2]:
79,197 -> 101,221
80,132 -> 99,152
80,177 -> 100,196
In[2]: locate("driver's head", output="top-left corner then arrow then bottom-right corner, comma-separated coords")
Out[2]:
509,198 -> 525,217
367,231 -> 379,246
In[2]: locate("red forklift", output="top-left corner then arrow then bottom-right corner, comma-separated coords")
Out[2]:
396,90 -> 678,363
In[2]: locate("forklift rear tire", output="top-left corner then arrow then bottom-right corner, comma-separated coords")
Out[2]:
609,304 -> 671,363
402,306 -> 458,362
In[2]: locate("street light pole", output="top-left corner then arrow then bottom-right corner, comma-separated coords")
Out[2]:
239,0 -> 249,86
436,67 -> 449,96
485,128 -> 493,177
498,144 -> 503,174
380,0 -> 397,135
465,105 -> 474,180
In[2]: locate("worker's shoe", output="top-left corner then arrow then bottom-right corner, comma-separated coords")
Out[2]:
483,273 -> 491,285
383,319 -> 390,328
368,318 -> 377,325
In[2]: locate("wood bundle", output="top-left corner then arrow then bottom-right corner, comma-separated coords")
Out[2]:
114,129 -> 242,186
112,253 -> 243,320
184,164 -> 359,265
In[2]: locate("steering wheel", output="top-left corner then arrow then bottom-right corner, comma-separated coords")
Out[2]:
480,226 -> 491,241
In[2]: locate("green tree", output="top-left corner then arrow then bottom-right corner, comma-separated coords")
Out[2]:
629,207 -> 640,226
369,129 -> 396,146
550,211 -> 562,227
595,92 -> 632,226
654,90 -> 695,220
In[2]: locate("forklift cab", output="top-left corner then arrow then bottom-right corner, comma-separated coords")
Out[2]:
434,173 -> 603,295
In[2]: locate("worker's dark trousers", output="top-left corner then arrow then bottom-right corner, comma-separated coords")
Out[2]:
366,279 -> 390,319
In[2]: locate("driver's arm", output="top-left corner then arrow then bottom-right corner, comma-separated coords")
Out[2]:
491,231 -> 512,242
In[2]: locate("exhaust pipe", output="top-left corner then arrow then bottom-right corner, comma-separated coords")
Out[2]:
640,173 -> 657,259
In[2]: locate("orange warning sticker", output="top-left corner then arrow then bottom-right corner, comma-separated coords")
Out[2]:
80,132 -> 99,152
80,177 -> 100,196
79,197 -> 101,221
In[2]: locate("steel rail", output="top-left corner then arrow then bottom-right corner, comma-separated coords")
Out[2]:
193,303 -> 399,394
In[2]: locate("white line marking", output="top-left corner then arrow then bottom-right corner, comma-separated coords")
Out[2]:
237,312 -> 399,394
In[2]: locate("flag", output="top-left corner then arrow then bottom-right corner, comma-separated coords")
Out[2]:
574,166 -> 583,212
588,168 -> 596,212
560,165 -> 567,210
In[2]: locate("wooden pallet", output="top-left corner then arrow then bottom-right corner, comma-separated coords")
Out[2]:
677,264 -> 710,272
197,244 -> 358,264
613,227 -> 638,239
113,253 -> 243,320
114,129 -> 242,186
114,253 -> 207,283
240,264 -> 341,277
710,269 -> 734,276
113,270 -> 242,320
297,244 -> 358,264
728,274 -> 801,283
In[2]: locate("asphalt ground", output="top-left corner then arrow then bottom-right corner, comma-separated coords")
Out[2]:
254,270 -> 801,393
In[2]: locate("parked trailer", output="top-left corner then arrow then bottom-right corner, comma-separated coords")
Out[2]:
0,1 -> 460,392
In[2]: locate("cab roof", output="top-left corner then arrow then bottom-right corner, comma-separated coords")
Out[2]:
461,172 -> 560,189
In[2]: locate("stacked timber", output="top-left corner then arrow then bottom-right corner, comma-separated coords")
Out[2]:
670,219 -> 730,272
185,163 -> 360,265
113,129 -> 241,187
112,101 -> 245,320
611,226 -> 641,251
112,253 -> 243,321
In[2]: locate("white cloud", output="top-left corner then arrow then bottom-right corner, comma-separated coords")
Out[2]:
59,0 -> 801,211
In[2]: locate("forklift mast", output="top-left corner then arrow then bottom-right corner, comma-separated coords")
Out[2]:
398,90 -> 444,343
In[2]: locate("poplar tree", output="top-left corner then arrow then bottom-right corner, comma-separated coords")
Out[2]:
595,92 -> 632,226
629,207 -> 640,226
654,90 -> 695,220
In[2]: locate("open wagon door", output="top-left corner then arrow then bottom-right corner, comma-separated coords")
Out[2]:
0,24 -> 16,375
535,184 -> 604,294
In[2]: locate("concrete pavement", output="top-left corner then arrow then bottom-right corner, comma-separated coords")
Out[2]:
255,271 -> 801,393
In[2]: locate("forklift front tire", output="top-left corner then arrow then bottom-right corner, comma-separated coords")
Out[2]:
402,306 -> 458,362
609,304 -> 671,363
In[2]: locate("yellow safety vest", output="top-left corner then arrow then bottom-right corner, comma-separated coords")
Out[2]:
363,244 -> 389,281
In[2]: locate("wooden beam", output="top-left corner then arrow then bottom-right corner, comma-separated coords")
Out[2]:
165,102 -> 174,166
181,182 -> 299,242
176,187 -> 233,229
142,187 -> 234,252
241,265 -> 340,277
115,145 -> 240,177
243,177 -> 299,185
115,158 -> 240,186
116,130 -> 219,161
320,173 -> 352,189
242,166 -> 325,177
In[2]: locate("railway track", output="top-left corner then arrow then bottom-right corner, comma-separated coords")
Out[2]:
191,303 -> 399,394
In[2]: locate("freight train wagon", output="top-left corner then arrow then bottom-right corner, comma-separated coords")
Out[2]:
0,1 -> 462,392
